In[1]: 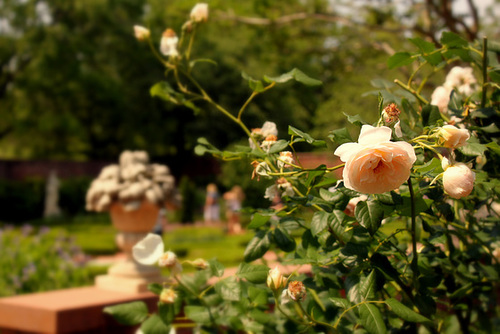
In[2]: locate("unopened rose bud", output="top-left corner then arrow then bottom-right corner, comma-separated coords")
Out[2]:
381,103 -> 401,125
438,125 -> 470,149
133,25 -> 150,41
287,281 -> 307,301
267,267 -> 286,290
443,163 -> 475,199
191,258 -> 208,270
159,288 -> 177,304
190,3 -> 209,22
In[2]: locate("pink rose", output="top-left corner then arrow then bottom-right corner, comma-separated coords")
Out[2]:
442,163 -> 475,199
334,125 -> 416,194
438,125 -> 470,148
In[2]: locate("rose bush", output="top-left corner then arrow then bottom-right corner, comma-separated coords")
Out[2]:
104,4 -> 500,333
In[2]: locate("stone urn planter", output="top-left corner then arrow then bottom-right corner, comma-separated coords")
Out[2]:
88,150 -> 178,293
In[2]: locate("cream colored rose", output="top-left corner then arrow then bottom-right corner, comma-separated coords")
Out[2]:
334,125 -> 416,194
443,163 -> 475,199
133,25 -> 150,41
267,266 -> 286,290
438,125 -> 470,148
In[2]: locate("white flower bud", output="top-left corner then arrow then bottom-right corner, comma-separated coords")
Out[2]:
160,28 -> 179,57
190,3 -> 209,22
133,25 -> 150,41
443,163 -> 475,199
159,288 -> 177,304
267,266 -> 286,290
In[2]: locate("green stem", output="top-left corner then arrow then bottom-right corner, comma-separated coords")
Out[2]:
334,301 -> 386,329
408,177 -> 420,285
147,36 -> 171,68
481,37 -> 488,109
394,79 -> 429,105
296,300 -> 337,330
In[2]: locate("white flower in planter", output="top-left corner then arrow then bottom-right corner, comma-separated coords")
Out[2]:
133,233 -> 183,275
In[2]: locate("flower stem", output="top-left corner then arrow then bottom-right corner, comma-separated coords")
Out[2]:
394,79 -> 428,105
407,177 -> 420,286
481,37 -> 488,109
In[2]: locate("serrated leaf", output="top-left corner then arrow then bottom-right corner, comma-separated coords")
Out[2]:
158,302 -> 175,325
208,258 -> 225,277
458,142 -> 487,156
236,263 -> 269,283
140,314 -> 170,333
486,142 -> 500,155
387,52 -> 414,69
289,126 -> 325,146
344,113 -> 367,127
328,127 -> 353,145
103,301 -> 149,326
311,211 -> 329,235
264,68 -> 322,86
248,286 -> 269,305
440,31 -> 468,48
268,140 -> 290,153
274,227 -> 296,252
244,231 -> 271,262
409,37 -> 436,53
385,298 -> 431,323
330,297 -> 351,309
184,306 -> 211,324
329,210 -> 353,243
421,104 -> 443,127
355,201 -> 384,235
215,276 -> 241,301
358,303 -> 387,334
359,271 -> 376,301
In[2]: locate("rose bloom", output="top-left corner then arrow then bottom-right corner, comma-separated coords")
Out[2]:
334,125 -> 416,194
190,3 -> 209,22
431,86 -> 452,113
438,125 -> 470,148
160,28 -> 179,57
444,66 -> 477,96
443,163 -> 475,199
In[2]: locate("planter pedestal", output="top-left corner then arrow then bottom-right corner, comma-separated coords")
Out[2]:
95,201 -> 164,293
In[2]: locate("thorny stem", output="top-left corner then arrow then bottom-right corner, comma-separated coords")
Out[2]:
394,79 -> 428,105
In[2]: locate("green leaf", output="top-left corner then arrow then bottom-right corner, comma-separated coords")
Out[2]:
244,231 -> 271,262
264,68 -> 322,86
208,258 -> 225,277
247,213 -> 271,229
184,306 -> 211,324
274,226 -> 296,252
147,283 -> 163,295
355,201 -> 384,235
458,142 -> 487,156
329,210 -> 353,243
371,253 -> 400,281
359,271 -> 376,301
150,82 -> 201,114
268,140 -> 290,153
140,314 -> 170,334
385,298 -> 431,323
440,32 -> 468,48
328,127 -> 353,145
387,52 -> 414,69
311,211 -> 329,235
330,297 -> 351,309
486,142 -> 500,155
344,113 -> 367,127
248,286 -> 269,305
242,72 -> 265,92
215,276 -> 241,301
103,301 -> 149,326
158,302 -> 175,325
358,303 -> 387,334
409,37 -> 435,53
289,126 -> 325,146
189,58 -> 217,69
237,263 -> 269,284
421,104 -> 443,127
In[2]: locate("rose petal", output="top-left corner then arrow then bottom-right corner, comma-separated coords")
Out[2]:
334,143 -> 362,162
358,125 -> 392,146
132,233 -> 165,265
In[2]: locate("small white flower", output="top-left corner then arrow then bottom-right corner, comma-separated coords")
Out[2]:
444,66 -> 477,96
190,3 -> 209,22
277,178 -> 294,197
277,151 -> 295,169
264,185 -> 279,201
133,25 -> 150,41
261,121 -> 278,137
261,135 -> 278,151
160,29 -> 179,57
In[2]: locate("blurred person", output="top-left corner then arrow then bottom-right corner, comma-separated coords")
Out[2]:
204,183 -> 220,224
224,185 -> 245,234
